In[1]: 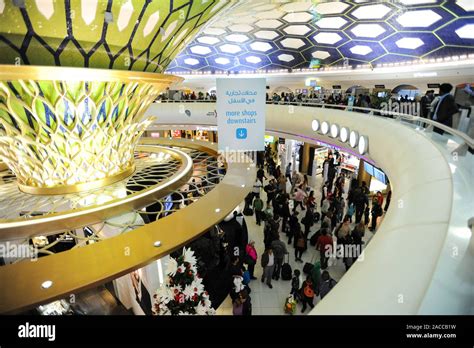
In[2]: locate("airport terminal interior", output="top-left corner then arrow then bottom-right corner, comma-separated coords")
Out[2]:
0,0 -> 473,316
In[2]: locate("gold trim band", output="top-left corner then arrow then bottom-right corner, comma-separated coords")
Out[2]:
17,166 -> 136,195
0,64 -> 183,84
0,146 -> 192,240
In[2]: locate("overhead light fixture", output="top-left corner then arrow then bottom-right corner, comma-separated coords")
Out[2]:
153,241 -> 162,247
340,127 -> 349,142
215,208 -> 221,213
320,121 -> 329,135
41,280 -> 53,289
330,124 -> 339,138
358,135 -> 368,155
311,119 -> 320,131
414,72 -> 437,77
349,130 -> 359,148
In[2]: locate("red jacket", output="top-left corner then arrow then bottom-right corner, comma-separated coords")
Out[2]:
317,235 -> 333,253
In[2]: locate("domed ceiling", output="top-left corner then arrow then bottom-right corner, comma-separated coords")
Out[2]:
166,0 -> 474,73
0,0 -> 231,73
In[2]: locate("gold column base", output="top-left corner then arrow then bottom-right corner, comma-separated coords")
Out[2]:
17,166 -> 136,195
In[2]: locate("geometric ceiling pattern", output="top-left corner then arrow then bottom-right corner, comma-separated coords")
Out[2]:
0,0 -> 231,73
167,0 -> 474,73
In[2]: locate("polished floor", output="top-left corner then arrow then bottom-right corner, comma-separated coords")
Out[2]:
216,170 -> 376,315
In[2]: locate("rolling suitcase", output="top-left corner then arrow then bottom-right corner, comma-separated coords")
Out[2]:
281,254 -> 292,281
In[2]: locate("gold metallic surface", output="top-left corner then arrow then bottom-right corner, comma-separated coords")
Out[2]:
0,139 -> 255,314
0,65 -> 183,193
0,65 -> 183,84
0,145 -> 192,240
17,166 -> 136,195
0,162 -> 7,171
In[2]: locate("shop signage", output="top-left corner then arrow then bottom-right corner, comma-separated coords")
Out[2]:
375,84 -> 385,88
427,83 -> 440,88
332,85 -> 342,89
216,78 -> 266,151
278,138 -> 285,144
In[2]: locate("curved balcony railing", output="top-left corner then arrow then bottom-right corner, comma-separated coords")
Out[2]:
153,99 -> 473,153
146,101 -> 474,314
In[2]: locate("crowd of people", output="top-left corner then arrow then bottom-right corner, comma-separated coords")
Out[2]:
229,145 -> 391,315
158,82 -> 465,135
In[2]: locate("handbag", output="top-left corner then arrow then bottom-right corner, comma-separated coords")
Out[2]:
296,237 -> 305,248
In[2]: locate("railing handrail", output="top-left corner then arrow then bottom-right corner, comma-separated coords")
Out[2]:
154,99 -> 474,150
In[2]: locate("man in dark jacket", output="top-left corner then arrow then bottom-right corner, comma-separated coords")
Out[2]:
432,83 -> 459,135
420,90 -> 434,119
271,235 -> 288,280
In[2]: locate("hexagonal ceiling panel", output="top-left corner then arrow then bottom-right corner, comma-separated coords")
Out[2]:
167,0 -> 474,73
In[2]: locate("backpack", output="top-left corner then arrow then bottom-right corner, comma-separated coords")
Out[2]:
242,270 -> 251,285
303,282 -> 315,298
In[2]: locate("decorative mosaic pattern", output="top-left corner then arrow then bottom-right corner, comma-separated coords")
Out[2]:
0,151 -> 181,220
0,0 -> 230,73
167,0 -> 474,73
1,147 -> 225,261
0,79 -> 160,189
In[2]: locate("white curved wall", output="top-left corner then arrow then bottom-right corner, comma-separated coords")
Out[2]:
145,102 -> 473,314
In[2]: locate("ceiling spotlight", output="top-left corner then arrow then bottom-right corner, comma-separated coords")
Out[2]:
311,119 -> 320,131
358,135 -> 368,155
349,130 -> 359,148
41,280 -> 53,289
320,121 -> 329,135
340,127 -> 349,142
330,124 -> 339,138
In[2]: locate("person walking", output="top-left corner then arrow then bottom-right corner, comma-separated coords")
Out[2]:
271,235 -> 288,281
285,162 -> 292,182
300,275 -> 315,313
253,194 -> 264,226
316,228 -> 333,270
256,165 -> 266,184
301,208 -> 314,239
288,210 -> 299,245
244,241 -> 258,280
294,227 -> 305,262
431,83 -> 459,135
293,185 -> 306,213
281,195 -> 291,234
321,196 -> 330,220
261,248 -> 275,289
370,196 -> 383,232
252,178 -> 263,200
291,269 -> 301,301
319,271 -> 337,299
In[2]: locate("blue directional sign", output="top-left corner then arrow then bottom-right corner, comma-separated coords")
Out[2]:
236,128 -> 247,139
217,78 -> 266,151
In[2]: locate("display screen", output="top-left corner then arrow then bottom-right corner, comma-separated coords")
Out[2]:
364,162 -> 374,176
309,59 -> 320,69
373,167 -> 386,184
